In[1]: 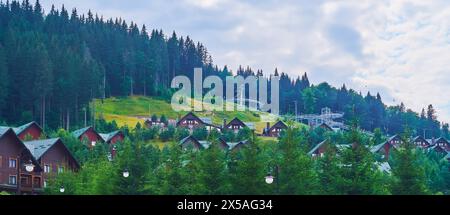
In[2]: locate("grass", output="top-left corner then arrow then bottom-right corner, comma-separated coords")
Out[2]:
94,96 -> 308,133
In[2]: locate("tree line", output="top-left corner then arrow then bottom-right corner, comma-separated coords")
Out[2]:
44,122 -> 450,195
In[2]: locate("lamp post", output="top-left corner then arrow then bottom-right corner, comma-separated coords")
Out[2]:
265,165 -> 279,194
122,169 -> 130,178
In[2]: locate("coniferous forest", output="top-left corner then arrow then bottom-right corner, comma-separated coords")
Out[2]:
0,1 -> 448,139
0,1 -> 449,196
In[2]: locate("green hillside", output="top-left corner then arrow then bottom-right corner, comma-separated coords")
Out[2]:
94,96 -> 295,133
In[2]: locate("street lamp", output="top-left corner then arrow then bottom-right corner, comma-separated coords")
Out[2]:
24,160 -> 35,173
59,185 -> 65,193
122,169 -> 130,178
265,173 -> 274,184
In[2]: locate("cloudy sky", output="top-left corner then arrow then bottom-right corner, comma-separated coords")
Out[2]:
40,0 -> 450,123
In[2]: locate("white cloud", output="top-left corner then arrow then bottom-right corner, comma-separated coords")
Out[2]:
39,0 -> 450,123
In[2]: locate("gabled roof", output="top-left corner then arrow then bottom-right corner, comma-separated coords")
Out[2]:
72,126 -> 92,139
99,130 -> 123,142
269,121 -> 287,130
0,126 -> 10,137
228,140 -> 250,150
226,117 -> 254,130
179,135 -> 203,149
0,128 -> 42,171
308,140 -> 328,155
428,145 -> 447,153
177,112 -> 220,128
0,121 -> 44,137
14,121 -> 43,135
413,136 -> 430,144
316,122 -> 333,131
24,138 -> 80,169
371,142 -> 387,153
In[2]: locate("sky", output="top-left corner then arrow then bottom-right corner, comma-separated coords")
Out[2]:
39,0 -> 450,123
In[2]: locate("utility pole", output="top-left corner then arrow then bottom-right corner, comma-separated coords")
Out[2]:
294,100 -> 298,122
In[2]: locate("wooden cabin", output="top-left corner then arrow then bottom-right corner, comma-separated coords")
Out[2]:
0,127 -> 42,194
224,117 -> 254,133
0,121 -> 45,141
72,126 -> 103,147
24,138 -> 80,188
413,136 -> 431,149
307,140 -> 329,158
263,121 -> 287,137
100,131 -> 125,145
176,112 -> 220,132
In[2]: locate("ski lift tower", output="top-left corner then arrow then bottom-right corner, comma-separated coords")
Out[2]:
298,107 -> 345,129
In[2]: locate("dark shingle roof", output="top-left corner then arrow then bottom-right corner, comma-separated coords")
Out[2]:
0,121 -> 43,136
99,130 -> 121,142
308,140 -> 327,155
24,138 -> 60,160
72,126 -> 92,139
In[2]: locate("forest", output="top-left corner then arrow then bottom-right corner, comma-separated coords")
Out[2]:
41,120 -> 450,195
0,0 -> 448,139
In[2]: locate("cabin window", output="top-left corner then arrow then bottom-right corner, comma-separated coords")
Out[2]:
58,166 -> 64,173
43,180 -> 48,188
44,164 -> 51,173
9,158 -> 16,168
91,141 -> 97,147
9,175 -> 17,185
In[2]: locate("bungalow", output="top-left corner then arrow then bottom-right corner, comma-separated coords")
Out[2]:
223,117 -> 255,133
24,138 -> 80,188
413,136 -> 431,149
0,121 -> 45,141
176,112 -> 221,132
263,121 -> 287,137
72,126 -> 103,147
0,127 -> 42,194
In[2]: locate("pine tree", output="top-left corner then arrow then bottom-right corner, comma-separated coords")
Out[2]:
391,130 -> 429,195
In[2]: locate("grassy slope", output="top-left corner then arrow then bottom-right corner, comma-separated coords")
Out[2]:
94,96 -> 305,134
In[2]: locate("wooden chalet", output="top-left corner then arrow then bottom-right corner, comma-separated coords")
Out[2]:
100,130 -> 124,145
223,117 -> 254,133
72,126 -> 103,147
0,127 -> 43,194
413,136 -> 431,149
263,121 -> 287,137
0,121 -> 45,141
176,112 -> 220,132
370,135 -> 401,160
144,118 -> 167,128
428,144 -> 448,155
430,137 -> 450,151
307,140 -> 329,158
24,138 -> 80,188
316,122 -> 334,131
